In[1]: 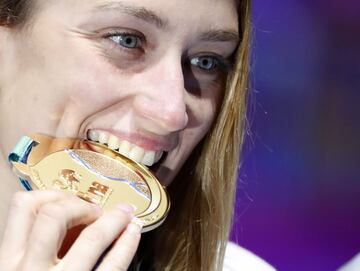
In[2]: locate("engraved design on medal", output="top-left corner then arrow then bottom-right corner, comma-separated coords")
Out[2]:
53,169 -> 113,207
78,181 -> 113,207
69,150 -> 151,200
143,213 -> 160,223
32,169 -> 46,189
53,169 -> 81,191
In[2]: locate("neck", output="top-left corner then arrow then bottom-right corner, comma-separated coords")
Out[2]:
0,149 -> 22,236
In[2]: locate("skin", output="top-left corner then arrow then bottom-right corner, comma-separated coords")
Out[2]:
0,0 -> 238,269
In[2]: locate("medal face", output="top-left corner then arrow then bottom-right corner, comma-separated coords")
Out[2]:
10,134 -> 170,232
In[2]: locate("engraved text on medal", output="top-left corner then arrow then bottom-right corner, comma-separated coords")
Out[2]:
53,169 -> 113,207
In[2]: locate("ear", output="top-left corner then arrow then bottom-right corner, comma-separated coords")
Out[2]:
0,25 -> 9,57
0,24 -> 20,61
0,27 -> 5,83
0,25 -> 11,88
0,25 -> 4,49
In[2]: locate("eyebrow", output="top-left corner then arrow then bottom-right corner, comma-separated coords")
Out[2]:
93,1 -> 168,29
93,1 -> 239,44
200,30 -> 240,43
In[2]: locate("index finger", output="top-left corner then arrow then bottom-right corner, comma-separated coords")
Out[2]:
0,190 -> 69,256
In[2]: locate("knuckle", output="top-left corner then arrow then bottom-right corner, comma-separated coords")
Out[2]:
47,189 -> 69,198
38,202 -> 65,219
37,203 -> 66,229
74,196 -> 95,209
30,236 -> 51,253
66,192 -> 81,201
10,191 -> 33,209
80,226 -> 107,245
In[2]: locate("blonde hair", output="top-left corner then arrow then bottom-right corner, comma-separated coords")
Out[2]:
139,1 -> 251,270
0,0 -> 251,269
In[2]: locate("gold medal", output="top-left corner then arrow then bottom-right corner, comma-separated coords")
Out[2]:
9,134 -> 170,232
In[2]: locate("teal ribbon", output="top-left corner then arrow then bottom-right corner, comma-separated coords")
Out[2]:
8,136 -> 36,191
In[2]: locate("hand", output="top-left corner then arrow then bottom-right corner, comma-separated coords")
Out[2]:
0,190 -> 142,271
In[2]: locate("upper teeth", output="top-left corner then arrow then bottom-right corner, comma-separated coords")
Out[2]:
87,130 -> 163,166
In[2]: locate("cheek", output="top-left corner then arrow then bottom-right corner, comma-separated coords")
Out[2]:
23,54 -> 121,137
69,71 -> 111,107
62,56 -> 129,114
186,84 -> 223,131
38,32 -> 120,114
186,96 -> 219,145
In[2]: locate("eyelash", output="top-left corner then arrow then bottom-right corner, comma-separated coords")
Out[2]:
189,55 -> 231,74
103,31 -> 231,73
104,30 -> 145,52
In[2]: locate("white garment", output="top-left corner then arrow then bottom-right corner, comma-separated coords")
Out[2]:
337,253 -> 360,271
223,242 -> 276,271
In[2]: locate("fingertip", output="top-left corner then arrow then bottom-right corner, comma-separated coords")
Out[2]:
131,217 -> 145,228
125,223 -> 142,236
116,204 -> 136,214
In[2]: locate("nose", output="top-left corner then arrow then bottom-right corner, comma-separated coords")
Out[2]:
133,52 -> 188,133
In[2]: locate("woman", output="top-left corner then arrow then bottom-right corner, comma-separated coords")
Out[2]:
0,0 -> 259,270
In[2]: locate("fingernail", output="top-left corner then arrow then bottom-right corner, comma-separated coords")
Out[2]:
129,204 -> 137,212
117,204 -> 136,214
131,217 -> 145,227
126,222 -> 142,235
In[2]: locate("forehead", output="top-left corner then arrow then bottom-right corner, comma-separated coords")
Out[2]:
104,0 -> 236,24
41,0 -> 239,33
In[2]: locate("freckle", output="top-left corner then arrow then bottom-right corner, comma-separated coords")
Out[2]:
31,94 -> 40,103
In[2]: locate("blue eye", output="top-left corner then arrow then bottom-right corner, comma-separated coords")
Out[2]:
190,56 -> 219,71
109,34 -> 140,49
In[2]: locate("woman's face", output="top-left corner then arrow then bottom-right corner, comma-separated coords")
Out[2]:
0,0 -> 239,185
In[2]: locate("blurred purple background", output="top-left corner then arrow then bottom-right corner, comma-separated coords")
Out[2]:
231,1 -> 360,270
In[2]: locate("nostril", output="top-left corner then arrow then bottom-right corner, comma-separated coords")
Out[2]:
183,113 -> 189,128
